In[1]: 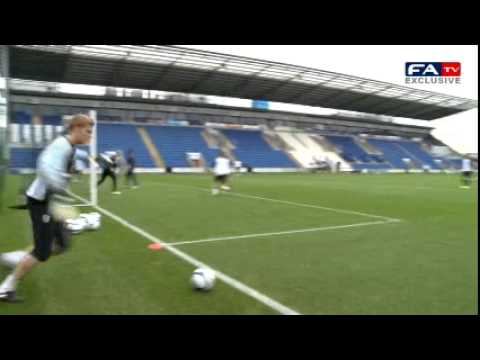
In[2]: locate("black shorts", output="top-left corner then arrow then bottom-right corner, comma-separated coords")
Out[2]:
214,174 -> 228,183
27,196 -> 70,262
462,171 -> 473,177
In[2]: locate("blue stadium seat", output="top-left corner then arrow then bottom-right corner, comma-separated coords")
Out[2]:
12,111 -> 32,124
367,139 -> 413,169
221,129 -> 297,168
395,140 -> 441,170
447,158 -> 462,170
97,123 -> 156,168
325,135 -> 374,163
9,148 -> 42,169
42,115 -> 63,126
325,135 -> 391,170
146,126 -> 219,167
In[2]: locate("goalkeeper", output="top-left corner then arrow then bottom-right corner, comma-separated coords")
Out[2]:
0,114 -> 94,303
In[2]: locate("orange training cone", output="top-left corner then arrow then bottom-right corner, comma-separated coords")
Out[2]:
148,243 -> 164,251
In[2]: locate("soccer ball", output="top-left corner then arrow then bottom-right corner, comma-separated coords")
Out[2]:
80,212 -> 101,230
66,212 -> 102,234
191,268 -> 216,291
65,217 -> 88,234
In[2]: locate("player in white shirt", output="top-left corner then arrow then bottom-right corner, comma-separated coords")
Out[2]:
212,153 -> 233,195
460,156 -> 473,189
234,160 -> 242,173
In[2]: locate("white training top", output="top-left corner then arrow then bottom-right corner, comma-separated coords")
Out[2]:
462,158 -> 471,171
234,161 -> 242,168
214,156 -> 232,176
26,136 -> 74,201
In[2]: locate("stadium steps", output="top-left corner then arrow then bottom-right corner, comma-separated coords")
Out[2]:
263,131 -> 290,151
392,143 -> 423,169
367,139 -> 410,169
263,131 -> 302,167
221,128 -> 297,168
136,127 -> 165,168
32,116 -> 43,125
201,130 -> 220,149
355,137 -> 382,155
204,128 -> 237,161
294,132 -> 345,168
146,126 -> 221,167
292,133 -> 310,149
309,135 -> 351,171
276,131 -> 314,168
395,141 -> 441,170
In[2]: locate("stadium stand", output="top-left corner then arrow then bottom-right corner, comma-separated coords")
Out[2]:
9,148 -> 42,169
97,123 -> 156,168
395,140 -> 442,170
325,135 -> 373,163
221,129 -> 297,168
42,115 -> 62,126
12,111 -> 32,124
146,125 -> 219,168
276,130 -> 315,167
323,135 -> 390,171
6,119 -> 467,173
367,138 -> 415,170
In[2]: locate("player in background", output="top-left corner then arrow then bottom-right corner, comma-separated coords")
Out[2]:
460,155 -> 473,189
234,160 -> 242,175
212,152 -> 233,195
0,114 -> 94,303
97,152 -> 121,194
125,149 -> 139,189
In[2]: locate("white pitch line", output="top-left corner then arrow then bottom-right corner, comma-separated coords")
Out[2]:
169,219 -> 400,246
68,191 -> 301,316
225,191 -> 401,222
153,181 -> 402,222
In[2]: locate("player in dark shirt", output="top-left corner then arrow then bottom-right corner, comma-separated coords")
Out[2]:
97,152 -> 121,194
125,149 -> 139,189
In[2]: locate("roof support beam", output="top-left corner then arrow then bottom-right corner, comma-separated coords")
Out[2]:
286,75 -> 343,103
145,53 -> 186,89
62,46 -> 74,83
368,94 -> 438,116
184,61 -> 229,93
403,104 -> 448,118
223,65 -> 273,96
108,52 -> 131,86
253,71 -> 309,99
312,80 -> 378,107
333,86 -> 398,108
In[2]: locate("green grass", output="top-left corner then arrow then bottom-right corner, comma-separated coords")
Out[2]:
0,172 -> 477,314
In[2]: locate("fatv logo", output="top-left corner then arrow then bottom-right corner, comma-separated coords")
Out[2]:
405,62 -> 461,84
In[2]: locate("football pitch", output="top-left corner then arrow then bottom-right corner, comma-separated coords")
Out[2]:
0,172 -> 477,315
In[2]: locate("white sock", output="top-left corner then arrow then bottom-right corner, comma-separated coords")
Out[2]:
0,251 -> 28,269
0,274 -> 18,293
